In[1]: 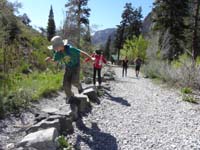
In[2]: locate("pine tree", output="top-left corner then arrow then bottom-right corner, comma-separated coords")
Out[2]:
121,3 -> 142,39
65,0 -> 90,48
114,24 -> 125,61
47,5 -> 56,41
192,0 -> 200,59
153,0 -> 190,60
104,35 -> 111,60
114,3 -> 142,61
20,13 -> 31,26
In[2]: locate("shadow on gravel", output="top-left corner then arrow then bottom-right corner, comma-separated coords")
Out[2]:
104,91 -> 131,107
75,119 -> 118,150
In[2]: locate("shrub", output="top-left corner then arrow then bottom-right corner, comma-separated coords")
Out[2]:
57,135 -> 72,150
182,94 -> 198,104
143,55 -> 200,89
181,87 -> 192,94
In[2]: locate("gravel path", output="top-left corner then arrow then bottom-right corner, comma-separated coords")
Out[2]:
68,67 -> 200,150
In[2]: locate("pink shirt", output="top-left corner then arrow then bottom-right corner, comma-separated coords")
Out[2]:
85,53 -> 107,69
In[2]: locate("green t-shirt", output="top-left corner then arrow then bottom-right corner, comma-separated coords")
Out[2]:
53,45 -> 80,67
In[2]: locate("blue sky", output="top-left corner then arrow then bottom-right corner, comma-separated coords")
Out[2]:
9,0 -> 153,31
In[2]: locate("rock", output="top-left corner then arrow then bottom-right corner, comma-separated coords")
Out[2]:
55,105 -> 72,116
26,119 -> 60,134
18,128 -> 59,150
41,107 -> 59,114
46,115 -> 73,134
41,105 -> 71,117
34,112 -> 49,123
6,143 -> 15,149
103,71 -> 115,80
82,88 -> 99,103
75,94 -> 91,114
28,105 -> 73,134
84,77 -> 93,84
16,147 -> 37,150
70,104 -> 79,121
68,96 -> 81,105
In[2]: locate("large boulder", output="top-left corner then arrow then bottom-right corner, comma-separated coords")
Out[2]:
17,128 -> 59,150
27,105 -> 73,135
82,88 -> 99,103
75,94 -> 91,114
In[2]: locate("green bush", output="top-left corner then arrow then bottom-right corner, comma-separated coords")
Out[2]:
181,87 -> 192,94
57,135 -> 72,150
182,94 -> 198,104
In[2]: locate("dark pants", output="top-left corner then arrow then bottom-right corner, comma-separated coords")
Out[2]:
135,65 -> 141,71
63,66 -> 83,97
93,68 -> 101,85
122,66 -> 128,77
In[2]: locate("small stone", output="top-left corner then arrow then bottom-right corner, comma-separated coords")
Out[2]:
6,143 -> 15,149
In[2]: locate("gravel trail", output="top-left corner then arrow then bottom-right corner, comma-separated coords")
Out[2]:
68,67 -> 200,150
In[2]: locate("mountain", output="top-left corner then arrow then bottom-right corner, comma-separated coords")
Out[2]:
92,28 -> 116,46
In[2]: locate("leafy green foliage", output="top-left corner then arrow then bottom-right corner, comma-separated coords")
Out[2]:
181,87 -> 192,94
57,135 -> 72,150
121,35 -> 148,61
153,0 -> 190,60
182,94 -> 198,104
114,3 -> 143,60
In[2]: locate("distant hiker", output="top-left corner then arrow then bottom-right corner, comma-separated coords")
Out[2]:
85,50 -> 107,87
45,36 -> 93,103
122,56 -> 128,77
135,56 -> 142,77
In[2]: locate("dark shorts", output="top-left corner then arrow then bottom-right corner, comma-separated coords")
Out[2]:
135,65 -> 140,71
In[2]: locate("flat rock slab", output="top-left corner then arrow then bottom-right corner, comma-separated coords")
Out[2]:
18,128 -> 58,150
27,119 -> 60,134
41,104 -> 71,117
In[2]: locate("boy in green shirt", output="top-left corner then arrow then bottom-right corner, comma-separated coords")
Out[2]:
45,36 -> 93,103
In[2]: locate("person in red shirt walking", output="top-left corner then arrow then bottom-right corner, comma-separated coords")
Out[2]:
85,50 -> 107,87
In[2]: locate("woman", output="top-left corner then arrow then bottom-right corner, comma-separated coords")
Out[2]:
85,50 -> 107,87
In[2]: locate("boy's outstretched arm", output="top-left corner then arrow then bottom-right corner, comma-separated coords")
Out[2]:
80,50 -> 95,61
45,57 -> 58,65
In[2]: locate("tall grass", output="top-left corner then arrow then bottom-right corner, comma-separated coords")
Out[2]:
0,70 -> 63,115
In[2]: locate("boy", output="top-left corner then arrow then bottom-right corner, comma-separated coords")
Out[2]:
45,36 -> 93,103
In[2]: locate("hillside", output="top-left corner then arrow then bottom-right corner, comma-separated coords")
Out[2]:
91,28 -> 116,46
141,12 -> 160,58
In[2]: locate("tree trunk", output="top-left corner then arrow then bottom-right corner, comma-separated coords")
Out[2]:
2,42 -> 6,96
192,0 -> 200,60
77,2 -> 81,49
